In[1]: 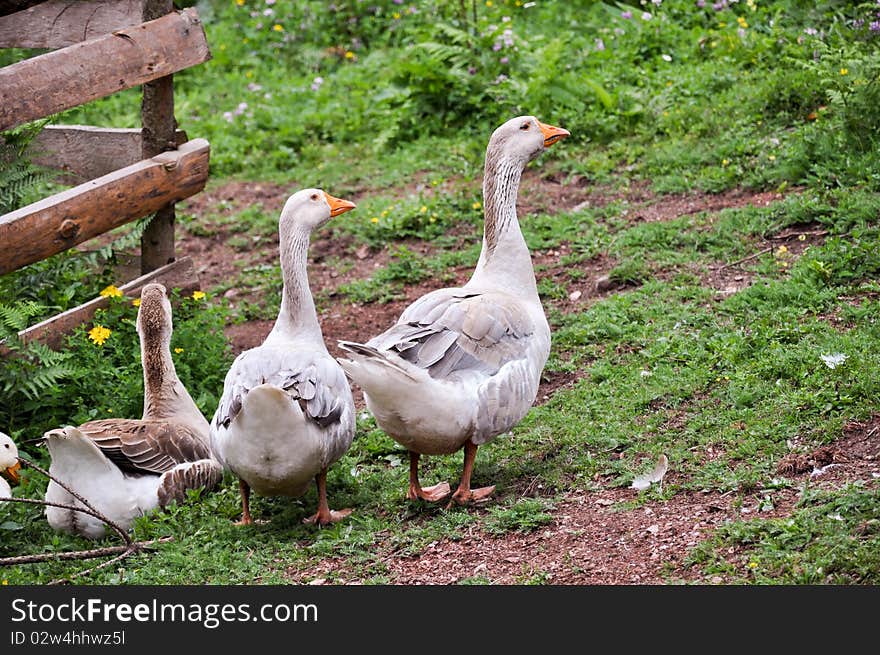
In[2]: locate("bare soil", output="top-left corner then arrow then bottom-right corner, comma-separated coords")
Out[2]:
178,177 -> 877,585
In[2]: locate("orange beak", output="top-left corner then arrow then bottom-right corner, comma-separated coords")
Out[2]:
323,191 -> 357,217
537,120 -> 570,147
3,460 -> 21,486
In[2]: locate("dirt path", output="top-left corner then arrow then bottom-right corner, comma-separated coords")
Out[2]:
176,177 -> 879,585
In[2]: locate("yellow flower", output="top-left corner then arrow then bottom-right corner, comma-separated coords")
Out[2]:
722,159 -> 730,166
88,325 -> 111,346
272,24 -> 283,32
245,70 -> 253,78
420,206 -> 428,214
737,16 -> 748,28
486,0 -> 493,6
748,561 -> 758,569
107,408 -> 113,414
381,210 -> 388,217
174,347 -> 184,354
99,285 -> 122,298
472,201 -> 481,210
1,580 -> 7,585
768,154 -> 776,161
192,290 -> 206,301
776,245 -> 788,255
132,298 -> 141,307
840,68 -> 848,75
798,234 -> 806,241
345,51 -> 355,59
515,0 -> 522,5
392,12 -> 400,19
235,0 -> 245,6
370,217 -> 379,224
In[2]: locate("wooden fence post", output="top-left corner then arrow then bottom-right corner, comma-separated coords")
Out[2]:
140,0 -> 176,274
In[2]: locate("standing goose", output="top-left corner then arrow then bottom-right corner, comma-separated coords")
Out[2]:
338,115 -> 569,504
44,283 -> 223,539
210,189 -> 357,526
0,431 -> 21,499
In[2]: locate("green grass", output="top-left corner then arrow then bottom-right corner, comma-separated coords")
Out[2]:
3,0 -> 880,584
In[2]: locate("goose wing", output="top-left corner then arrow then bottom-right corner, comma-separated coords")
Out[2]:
76,418 -> 211,475
368,288 -> 538,379
213,346 -> 353,432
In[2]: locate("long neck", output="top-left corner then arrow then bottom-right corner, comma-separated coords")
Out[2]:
266,223 -> 325,347
469,152 -> 538,296
141,334 -> 207,432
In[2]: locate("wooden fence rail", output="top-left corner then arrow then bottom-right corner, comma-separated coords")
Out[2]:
0,139 -> 209,276
0,8 -> 209,133
0,0 -> 211,349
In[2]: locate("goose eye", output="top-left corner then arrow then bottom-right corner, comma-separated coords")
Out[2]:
520,123 -> 530,130
3,444 -> 8,449
310,193 -> 319,201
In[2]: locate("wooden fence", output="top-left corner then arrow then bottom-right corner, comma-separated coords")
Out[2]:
0,0 -> 212,349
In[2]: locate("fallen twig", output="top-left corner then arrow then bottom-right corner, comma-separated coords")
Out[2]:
718,246 -> 773,271
1,537 -> 172,567
768,229 -> 829,240
47,537 -> 174,586
0,455 -> 170,580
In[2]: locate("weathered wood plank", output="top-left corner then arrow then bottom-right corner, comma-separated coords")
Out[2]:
0,8 -> 211,132
12,257 -> 198,351
0,1 -> 145,49
27,125 -> 187,183
0,139 -> 210,276
140,0 -> 177,274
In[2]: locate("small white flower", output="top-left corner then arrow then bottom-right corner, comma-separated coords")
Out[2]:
661,54 -> 672,61
820,353 -> 848,369
642,11 -> 652,20
640,370 -> 653,378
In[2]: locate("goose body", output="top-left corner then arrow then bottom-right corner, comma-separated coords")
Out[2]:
0,431 -> 21,499
210,189 -> 357,525
338,116 -> 569,503
44,283 -> 222,538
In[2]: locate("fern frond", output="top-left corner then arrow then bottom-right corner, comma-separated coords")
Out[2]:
0,300 -> 46,333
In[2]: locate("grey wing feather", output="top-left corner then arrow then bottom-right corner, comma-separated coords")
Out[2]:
368,289 -> 535,379
156,458 -> 224,507
213,347 -> 354,447
78,419 -> 210,475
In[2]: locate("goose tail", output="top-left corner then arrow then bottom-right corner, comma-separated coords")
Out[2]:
336,341 -> 417,379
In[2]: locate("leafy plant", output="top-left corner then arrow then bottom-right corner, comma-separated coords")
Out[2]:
0,121 -> 50,214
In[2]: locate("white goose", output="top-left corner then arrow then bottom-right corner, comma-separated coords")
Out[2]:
0,431 -> 21,499
210,189 -> 357,526
338,116 -> 569,504
44,283 -> 223,539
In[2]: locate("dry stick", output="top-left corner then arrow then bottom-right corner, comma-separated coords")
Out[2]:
0,456 -> 169,579
720,228 -> 835,271
13,456 -> 132,546
0,535 -> 171,566
718,246 -> 773,271
768,229 -> 829,240
48,538 -> 174,586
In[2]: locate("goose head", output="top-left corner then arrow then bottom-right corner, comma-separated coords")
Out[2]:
0,431 -> 21,488
137,283 -> 173,347
487,115 -> 570,167
279,188 -> 357,234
